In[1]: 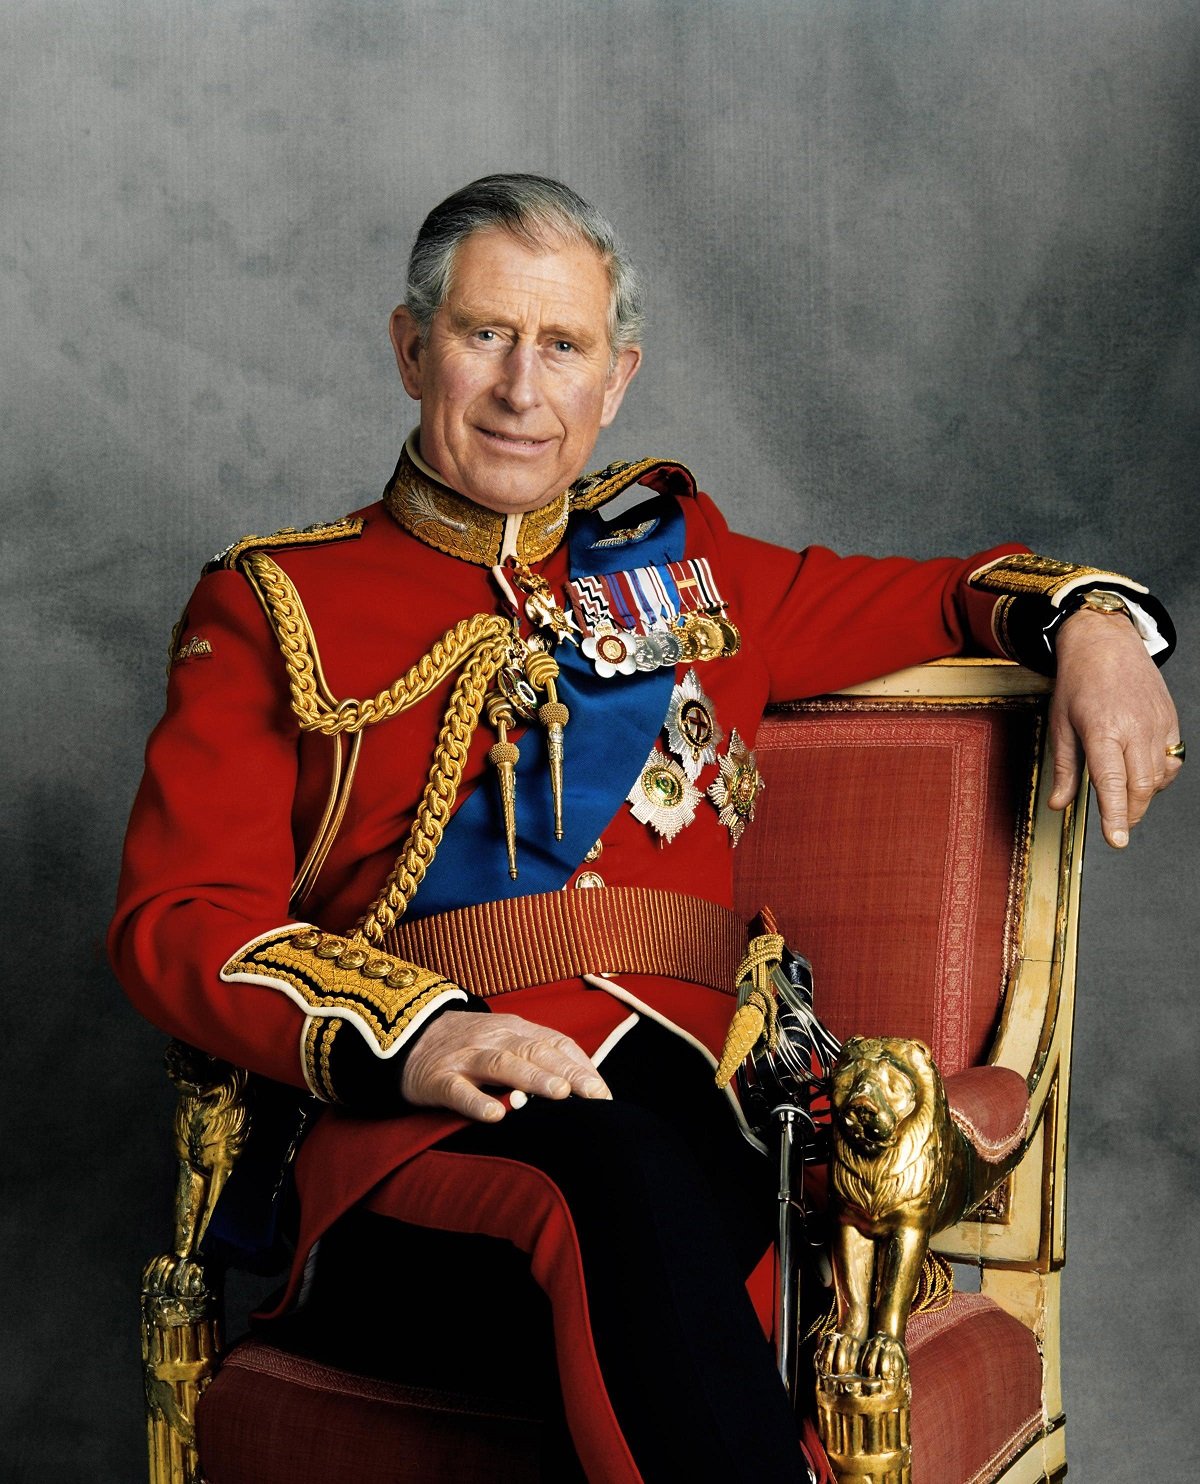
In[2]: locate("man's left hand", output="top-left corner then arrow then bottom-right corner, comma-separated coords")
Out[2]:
1048,608 -> 1183,847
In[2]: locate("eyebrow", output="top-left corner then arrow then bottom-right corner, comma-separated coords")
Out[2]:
447,302 -> 602,351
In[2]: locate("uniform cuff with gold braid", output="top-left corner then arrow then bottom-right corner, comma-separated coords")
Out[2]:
967,553 -> 1175,676
219,925 -> 471,1104
310,996 -> 491,1110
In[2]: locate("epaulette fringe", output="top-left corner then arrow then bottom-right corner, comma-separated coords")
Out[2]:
205,515 -> 365,574
568,458 -> 696,511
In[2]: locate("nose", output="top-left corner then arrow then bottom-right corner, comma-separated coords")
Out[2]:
494,341 -> 542,413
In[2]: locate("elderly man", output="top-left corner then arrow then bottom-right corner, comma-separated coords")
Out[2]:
112,174 -> 1181,1483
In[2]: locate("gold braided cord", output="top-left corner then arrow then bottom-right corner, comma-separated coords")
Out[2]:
244,550 -> 511,736
734,931 -> 784,988
351,633 -> 510,946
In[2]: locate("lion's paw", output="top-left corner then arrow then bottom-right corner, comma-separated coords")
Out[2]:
815,1329 -> 866,1377
859,1334 -> 909,1384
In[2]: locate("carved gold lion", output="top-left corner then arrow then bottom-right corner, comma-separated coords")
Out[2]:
816,1035 -> 969,1383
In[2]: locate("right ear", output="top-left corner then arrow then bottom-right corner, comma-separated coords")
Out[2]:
389,305 -> 424,400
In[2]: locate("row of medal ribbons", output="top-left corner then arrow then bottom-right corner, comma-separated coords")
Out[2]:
566,557 -> 741,677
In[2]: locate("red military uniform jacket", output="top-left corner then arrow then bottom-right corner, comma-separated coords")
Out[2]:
111,447 -> 1045,1260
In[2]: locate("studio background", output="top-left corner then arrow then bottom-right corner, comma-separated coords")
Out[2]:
3,2 -> 1197,1480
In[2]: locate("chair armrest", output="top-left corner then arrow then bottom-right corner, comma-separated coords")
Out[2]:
944,1066 -> 1029,1164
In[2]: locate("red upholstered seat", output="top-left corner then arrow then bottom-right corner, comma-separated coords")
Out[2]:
196,1341 -> 550,1484
908,1296 -> 1043,1484
197,1297 -> 1044,1484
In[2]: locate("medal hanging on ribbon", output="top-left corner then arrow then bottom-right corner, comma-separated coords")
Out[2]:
567,557 -> 738,678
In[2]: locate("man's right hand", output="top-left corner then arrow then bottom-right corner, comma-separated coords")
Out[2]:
399,1010 -> 612,1122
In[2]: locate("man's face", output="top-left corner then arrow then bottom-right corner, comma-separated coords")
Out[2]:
391,226 -> 641,514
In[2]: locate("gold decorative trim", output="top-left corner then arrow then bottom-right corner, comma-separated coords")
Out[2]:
238,548 -> 511,912
568,456 -> 696,511
242,550 -> 511,737
383,450 -> 569,566
968,552 -> 1147,605
221,926 -> 466,1055
209,515 -> 364,572
172,634 -> 212,665
302,1016 -> 344,1103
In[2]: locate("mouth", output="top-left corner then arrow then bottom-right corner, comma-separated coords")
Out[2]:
475,427 -> 553,454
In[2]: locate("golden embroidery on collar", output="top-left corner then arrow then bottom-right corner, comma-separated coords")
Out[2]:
383,450 -> 570,566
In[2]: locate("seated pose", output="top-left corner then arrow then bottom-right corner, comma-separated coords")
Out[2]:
111,173 -> 1182,1483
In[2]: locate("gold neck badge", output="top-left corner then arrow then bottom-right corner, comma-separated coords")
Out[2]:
383,448 -> 571,567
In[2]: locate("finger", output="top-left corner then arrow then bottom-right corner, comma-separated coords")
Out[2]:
1047,716 -> 1084,812
438,1071 -> 507,1123
1087,744 -> 1131,849
1122,742 -> 1161,829
523,1035 -> 611,1099
468,1046 -> 575,1100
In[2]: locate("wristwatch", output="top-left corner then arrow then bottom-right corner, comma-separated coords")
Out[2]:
1075,588 -> 1133,619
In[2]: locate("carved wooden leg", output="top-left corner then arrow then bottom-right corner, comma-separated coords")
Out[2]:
816,1370 -> 912,1484
142,1044 -> 249,1484
141,1254 -> 222,1484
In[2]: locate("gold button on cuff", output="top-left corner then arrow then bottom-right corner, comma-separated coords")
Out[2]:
575,871 -> 606,889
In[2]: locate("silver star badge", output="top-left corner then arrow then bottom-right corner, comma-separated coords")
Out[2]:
665,668 -> 724,780
627,749 -> 703,843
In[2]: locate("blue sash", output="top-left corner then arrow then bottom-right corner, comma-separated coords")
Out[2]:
407,493 -> 683,918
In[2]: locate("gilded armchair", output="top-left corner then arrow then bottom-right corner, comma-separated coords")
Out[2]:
141,657 -> 1082,1483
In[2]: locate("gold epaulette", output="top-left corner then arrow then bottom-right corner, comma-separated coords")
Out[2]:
569,457 -> 696,511
205,515 -> 365,574
967,551 -> 1148,605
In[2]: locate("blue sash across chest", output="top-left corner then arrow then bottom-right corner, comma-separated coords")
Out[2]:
407,493 -> 684,918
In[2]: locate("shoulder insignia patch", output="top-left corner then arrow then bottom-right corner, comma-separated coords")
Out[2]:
205,515 -> 365,574
569,458 -> 697,512
173,633 -> 213,665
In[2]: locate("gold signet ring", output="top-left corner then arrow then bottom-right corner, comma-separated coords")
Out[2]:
1166,740 -> 1186,762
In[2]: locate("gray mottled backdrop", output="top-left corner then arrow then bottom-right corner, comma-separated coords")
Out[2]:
2,2 -> 1197,1479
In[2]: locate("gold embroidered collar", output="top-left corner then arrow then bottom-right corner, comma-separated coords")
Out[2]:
383,440 -> 571,567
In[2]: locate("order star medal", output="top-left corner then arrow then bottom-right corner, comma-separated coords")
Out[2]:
707,729 -> 764,846
665,668 -> 724,780
627,749 -> 703,843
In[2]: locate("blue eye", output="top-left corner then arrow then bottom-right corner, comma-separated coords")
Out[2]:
553,341 -> 575,354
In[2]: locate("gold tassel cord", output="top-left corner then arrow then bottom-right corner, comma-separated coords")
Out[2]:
714,988 -> 774,1088
245,550 -> 511,736
524,648 -> 569,840
910,1252 -> 955,1315
714,930 -> 786,1088
351,634 -> 510,945
485,694 -> 521,880
733,933 -> 784,989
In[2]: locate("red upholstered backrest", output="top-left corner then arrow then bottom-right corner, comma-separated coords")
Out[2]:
733,704 -> 1039,1076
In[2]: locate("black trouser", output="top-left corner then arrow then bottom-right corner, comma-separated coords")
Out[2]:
290,1020 -> 810,1483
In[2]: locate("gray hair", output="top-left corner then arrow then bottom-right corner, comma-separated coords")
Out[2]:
405,174 -> 644,355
